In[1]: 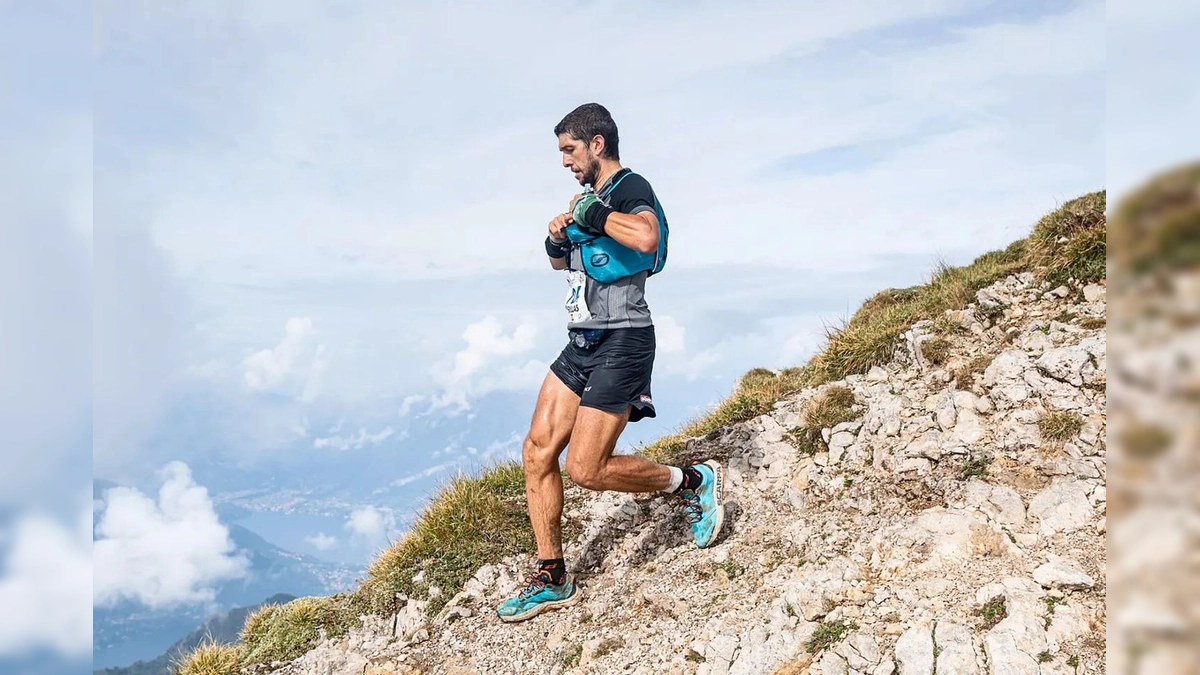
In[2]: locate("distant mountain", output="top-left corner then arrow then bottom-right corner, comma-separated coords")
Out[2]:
93,480 -> 360,670
93,593 -> 296,675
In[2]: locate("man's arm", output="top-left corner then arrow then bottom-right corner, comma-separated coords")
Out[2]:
546,213 -> 571,269
592,210 -> 659,254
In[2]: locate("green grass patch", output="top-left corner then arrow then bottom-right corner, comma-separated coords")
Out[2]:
805,619 -> 856,654
1027,191 -> 1107,286
921,336 -> 952,366
1110,161 -> 1200,276
959,454 -> 993,480
783,385 -> 860,457
974,595 -> 1008,631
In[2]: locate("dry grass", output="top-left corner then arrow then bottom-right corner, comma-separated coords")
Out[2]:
354,463 -> 535,617
1119,421 -> 1173,460
1038,411 -> 1084,442
952,354 -> 993,389
637,367 -> 810,465
784,385 -> 859,457
921,336 -> 952,365
1109,161 -> 1200,276
172,640 -> 243,675
1026,191 -> 1107,286
237,596 -> 356,668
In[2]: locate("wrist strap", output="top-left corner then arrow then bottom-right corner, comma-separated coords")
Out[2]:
545,235 -> 570,258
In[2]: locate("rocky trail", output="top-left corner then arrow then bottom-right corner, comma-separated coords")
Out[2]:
275,272 -> 1107,675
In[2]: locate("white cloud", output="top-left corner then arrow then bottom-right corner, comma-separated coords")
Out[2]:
312,425 -> 399,451
345,506 -> 401,545
391,462 -> 457,488
305,532 -> 337,552
428,316 -> 545,414
654,315 -> 686,354
241,317 -> 326,398
0,506 -> 92,659
93,462 -> 250,609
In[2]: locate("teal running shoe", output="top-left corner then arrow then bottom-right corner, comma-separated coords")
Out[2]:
496,570 -> 581,623
680,460 -> 725,548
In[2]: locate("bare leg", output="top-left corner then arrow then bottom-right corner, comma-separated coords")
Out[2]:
564,404 -> 673,493
522,370 -> 580,560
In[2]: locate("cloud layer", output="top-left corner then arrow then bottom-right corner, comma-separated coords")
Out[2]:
93,462 -> 249,609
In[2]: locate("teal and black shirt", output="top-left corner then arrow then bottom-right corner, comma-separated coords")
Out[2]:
567,168 -> 661,330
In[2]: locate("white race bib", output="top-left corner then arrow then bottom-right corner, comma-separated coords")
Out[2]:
565,269 -> 592,323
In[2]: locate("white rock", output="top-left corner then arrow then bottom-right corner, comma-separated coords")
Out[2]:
1033,555 -> 1095,589
874,661 -> 897,675
952,408 -> 985,445
983,350 -> 1033,386
829,431 -> 857,450
1028,480 -> 1094,535
983,612 -> 1048,675
819,651 -> 850,675
867,366 -> 890,382
1035,345 -> 1091,387
894,624 -> 933,675
897,457 -> 932,475
934,621 -> 980,675
1082,283 -> 1106,302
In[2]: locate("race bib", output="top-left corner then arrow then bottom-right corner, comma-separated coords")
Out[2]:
565,269 -> 592,323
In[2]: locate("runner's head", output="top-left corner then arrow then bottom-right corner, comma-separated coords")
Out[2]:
555,103 -> 619,186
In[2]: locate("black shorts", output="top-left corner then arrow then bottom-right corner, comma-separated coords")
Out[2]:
550,326 -> 657,423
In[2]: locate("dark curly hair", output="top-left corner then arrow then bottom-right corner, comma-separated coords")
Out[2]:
554,102 -> 620,160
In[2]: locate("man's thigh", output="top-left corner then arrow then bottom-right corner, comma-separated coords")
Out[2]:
526,366 -> 583,457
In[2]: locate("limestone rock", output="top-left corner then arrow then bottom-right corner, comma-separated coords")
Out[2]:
894,624 -> 933,675
934,621 -> 979,675
1028,480 -> 1093,535
1033,555 -> 1095,589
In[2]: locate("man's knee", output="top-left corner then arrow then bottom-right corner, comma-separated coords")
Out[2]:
565,456 -> 605,491
523,432 -> 561,474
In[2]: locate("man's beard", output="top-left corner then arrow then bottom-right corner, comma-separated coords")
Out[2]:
580,155 -> 601,186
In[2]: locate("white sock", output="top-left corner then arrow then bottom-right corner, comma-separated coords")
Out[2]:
664,466 -> 683,493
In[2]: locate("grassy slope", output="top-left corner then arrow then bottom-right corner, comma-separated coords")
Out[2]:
175,190 -> 1106,675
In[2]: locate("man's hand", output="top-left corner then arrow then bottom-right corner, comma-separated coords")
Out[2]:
571,193 -> 612,237
548,213 -> 570,242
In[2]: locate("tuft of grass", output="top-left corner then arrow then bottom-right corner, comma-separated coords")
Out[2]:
353,463 -> 535,617
637,367 -> 809,465
805,619 -> 856,654
562,643 -> 582,668
1080,316 -> 1106,329
802,244 -> 1027,385
1038,650 -> 1054,663
238,596 -> 356,667
1067,654 -> 1080,668
952,354 -> 993,390
593,637 -> 624,659
1027,191 -> 1107,286
1110,161 -> 1200,276
686,649 -> 706,663
1120,421 -> 1173,460
1038,411 -> 1083,442
173,640 -> 243,675
921,337 -> 952,366
783,385 -> 860,457
718,558 -> 745,579
974,595 -> 1008,631
959,454 -> 993,480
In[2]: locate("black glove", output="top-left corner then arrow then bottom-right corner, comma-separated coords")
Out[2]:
545,235 -> 571,258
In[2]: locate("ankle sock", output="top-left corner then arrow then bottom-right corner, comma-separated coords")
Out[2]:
672,465 -> 705,493
537,558 -> 566,585
664,466 -> 684,493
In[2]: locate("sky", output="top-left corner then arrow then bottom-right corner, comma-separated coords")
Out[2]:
3,0 -> 1197,670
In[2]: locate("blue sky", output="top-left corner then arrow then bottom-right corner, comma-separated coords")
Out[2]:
7,0 -> 1199,668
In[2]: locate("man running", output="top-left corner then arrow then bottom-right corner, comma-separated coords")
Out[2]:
497,103 -> 725,623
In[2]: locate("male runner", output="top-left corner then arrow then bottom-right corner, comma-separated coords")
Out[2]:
497,103 -> 725,623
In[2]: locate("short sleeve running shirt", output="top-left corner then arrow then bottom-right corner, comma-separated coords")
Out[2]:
566,168 -> 660,330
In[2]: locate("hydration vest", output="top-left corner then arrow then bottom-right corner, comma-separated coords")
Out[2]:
563,170 -> 669,284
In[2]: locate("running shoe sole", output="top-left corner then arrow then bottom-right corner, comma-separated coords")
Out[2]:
699,459 -> 726,548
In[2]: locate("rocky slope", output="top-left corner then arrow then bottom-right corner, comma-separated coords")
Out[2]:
261,271 -> 1107,675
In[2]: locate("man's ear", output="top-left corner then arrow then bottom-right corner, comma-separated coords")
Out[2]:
591,134 -> 605,157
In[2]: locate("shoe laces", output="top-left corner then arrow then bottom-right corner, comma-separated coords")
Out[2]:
680,490 -> 703,525
518,571 -> 551,601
